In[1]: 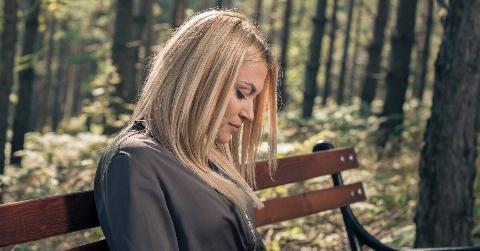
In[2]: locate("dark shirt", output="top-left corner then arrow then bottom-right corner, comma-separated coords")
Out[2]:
94,123 -> 265,250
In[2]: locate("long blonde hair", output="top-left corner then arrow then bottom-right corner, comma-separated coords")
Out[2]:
117,10 -> 278,210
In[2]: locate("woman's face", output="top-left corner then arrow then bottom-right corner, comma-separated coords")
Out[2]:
216,61 -> 268,144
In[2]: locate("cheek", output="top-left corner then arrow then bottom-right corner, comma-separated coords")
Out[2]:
216,123 -> 231,143
216,95 -> 238,143
224,97 -> 239,120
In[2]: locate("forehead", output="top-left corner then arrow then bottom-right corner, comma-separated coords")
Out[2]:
236,61 -> 268,91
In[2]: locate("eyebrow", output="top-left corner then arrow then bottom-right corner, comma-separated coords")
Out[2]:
239,80 -> 257,95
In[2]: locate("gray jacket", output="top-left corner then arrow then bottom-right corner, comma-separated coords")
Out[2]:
94,121 -> 265,250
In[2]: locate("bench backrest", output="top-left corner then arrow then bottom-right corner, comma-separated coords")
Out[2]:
0,146 -> 365,250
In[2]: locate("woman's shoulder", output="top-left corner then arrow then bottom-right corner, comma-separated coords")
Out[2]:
95,129 -> 181,185
117,132 -> 164,157
108,131 -> 178,167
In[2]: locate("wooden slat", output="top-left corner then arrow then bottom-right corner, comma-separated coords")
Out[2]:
0,191 -> 98,247
66,239 -> 109,251
254,147 -> 358,190
254,182 -> 366,227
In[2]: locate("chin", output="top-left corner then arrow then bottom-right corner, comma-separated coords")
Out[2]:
216,134 -> 232,144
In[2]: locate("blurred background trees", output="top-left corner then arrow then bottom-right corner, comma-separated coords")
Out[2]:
0,0 -> 479,249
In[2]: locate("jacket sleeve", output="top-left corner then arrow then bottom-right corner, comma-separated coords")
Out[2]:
99,151 -> 179,251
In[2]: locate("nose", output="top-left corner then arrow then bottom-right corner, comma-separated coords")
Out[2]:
239,100 -> 254,122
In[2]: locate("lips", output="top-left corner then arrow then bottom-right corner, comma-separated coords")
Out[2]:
228,123 -> 241,132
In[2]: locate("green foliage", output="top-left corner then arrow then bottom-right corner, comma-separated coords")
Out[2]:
77,58 -> 134,135
1,132 -> 110,201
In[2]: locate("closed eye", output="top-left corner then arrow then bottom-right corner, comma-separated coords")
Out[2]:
236,89 -> 247,100
239,81 -> 257,96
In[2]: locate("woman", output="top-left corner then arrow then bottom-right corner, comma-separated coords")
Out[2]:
94,10 -> 278,250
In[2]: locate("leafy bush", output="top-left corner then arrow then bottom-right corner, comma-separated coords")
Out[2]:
2,132 -> 110,201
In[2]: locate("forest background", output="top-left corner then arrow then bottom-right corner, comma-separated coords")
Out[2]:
1,0 -> 479,250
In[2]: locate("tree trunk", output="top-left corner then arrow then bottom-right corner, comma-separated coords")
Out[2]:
377,0 -> 418,145
0,0 -> 18,183
413,0 -> 434,101
141,0 -> 153,83
267,0 -> 279,45
336,0 -> 354,105
347,0 -> 363,103
64,67 -> 76,120
72,65 -> 86,116
112,0 -> 137,103
28,26 -> 46,132
321,0 -> 338,107
64,43 -> 79,120
51,21 -> 68,131
11,0 -> 41,165
360,0 -> 390,109
414,1 -> 480,246
476,87 -> 480,137
132,0 -> 151,90
301,0 -> 328,118
278,0 -> 292,111
477,86 -> 480,134
172,0 -> 186,28
254,0 -> 262,24
38,16 -> 56,131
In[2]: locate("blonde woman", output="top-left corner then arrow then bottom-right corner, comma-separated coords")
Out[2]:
94,10 -> 278,251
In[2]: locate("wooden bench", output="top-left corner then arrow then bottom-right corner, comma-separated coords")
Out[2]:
0,142 -> 478,250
